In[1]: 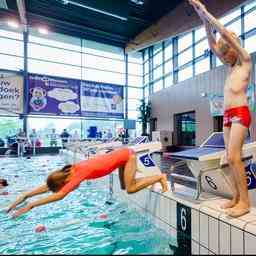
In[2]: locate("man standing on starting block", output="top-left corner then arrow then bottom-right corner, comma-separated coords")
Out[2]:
189,0 -> 252,217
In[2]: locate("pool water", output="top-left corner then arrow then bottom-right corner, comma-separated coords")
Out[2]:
0,155 -> 174,254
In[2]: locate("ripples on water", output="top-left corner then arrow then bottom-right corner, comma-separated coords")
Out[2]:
0,155 -> 173,254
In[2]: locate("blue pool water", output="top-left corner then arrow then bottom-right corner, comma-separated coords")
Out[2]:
0,155 -> 174,254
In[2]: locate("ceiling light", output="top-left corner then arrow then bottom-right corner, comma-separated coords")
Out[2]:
38,27 -> 49,35
7,20 -> 19,29
63,0 -> 127,21
130,0 -> 144,5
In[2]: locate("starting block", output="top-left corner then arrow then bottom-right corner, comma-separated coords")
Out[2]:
169,132 -> 256,205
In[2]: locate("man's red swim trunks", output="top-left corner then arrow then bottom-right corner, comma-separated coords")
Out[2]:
223,105 -> 251,128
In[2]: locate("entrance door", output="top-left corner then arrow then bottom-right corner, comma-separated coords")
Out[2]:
213,116 -> 223,132
174,111 -> 196,146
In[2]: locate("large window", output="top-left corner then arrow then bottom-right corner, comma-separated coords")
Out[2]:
27,117 -> 124,146
81,119 -> 123,139
82,39 -> 125,84
244,7 -> 256,32
142,0 -> 256,96
178,33 -> 192,53
153,79 -> 163,93
28,30 -> 82,79
127,52 -> 143,121
244,2 -> 256,54
178,66 -> 193,82
244,34 -> 256,54
0,26 -> 24,71
178,32 -> 193,82
0,117 -> 23,147
195,58 -> 210,76
27,117 -> 82,147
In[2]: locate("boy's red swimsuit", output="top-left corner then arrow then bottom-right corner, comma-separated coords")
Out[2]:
223,105 -> 251,128
60,148 -> 134,195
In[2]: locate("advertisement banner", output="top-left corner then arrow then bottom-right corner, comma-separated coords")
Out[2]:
209,94 -> 224,117
81,80 -> 124,119
28,74 -> 80,116
209,82 -> 256,117
0,75 -> 23,115
247,83 -> 255,112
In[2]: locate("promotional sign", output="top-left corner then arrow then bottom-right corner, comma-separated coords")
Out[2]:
28,74 -> 80,116
246,161 -> 256,190
209,94 -> 224,117
209,82 -> 256,116
0,75 -> 23,115
81,80 -> 124,118
247,83 -> 255,112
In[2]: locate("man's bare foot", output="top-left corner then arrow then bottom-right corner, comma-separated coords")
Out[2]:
160,174 -> 168,193
226,202 -> 250,218
221,197 -> 238,209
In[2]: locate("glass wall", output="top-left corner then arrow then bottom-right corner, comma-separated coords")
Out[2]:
143,0 -> 256,99
0,24 -> 24,71
27,117 -> 123,146
0,117 -> 23,147
0,22 -> 144,146
127,52 -> 143,120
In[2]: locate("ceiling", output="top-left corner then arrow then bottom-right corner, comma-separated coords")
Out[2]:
1,0 -> 183,48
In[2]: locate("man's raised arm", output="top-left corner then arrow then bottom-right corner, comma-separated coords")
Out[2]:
189,0 -> 251,63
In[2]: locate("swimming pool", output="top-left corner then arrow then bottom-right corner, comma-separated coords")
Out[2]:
0,155 -> 174,254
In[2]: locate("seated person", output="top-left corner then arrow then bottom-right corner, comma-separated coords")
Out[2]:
7,148 -> 168,217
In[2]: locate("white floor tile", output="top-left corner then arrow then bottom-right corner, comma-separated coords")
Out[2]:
199,213 -> 209,248
192,209 -> 199,242
170,200 -> 177,229
231,227 -> 244,255
200,245 -> 209,255
219,222 -> 230,255
245,232 -> 256,255
159,196 -> 170,223
209,217 -> 219,254
192,241 -> 199,255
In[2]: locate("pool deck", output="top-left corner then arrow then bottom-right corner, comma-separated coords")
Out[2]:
111,172 -> 256,255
